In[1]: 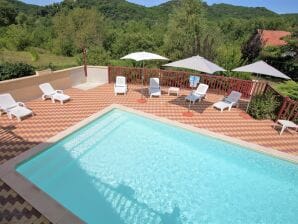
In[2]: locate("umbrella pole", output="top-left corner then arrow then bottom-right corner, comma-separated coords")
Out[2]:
137,61 -> 146,103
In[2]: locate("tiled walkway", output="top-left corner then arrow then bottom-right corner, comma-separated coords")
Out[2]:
1,84 -> 297,223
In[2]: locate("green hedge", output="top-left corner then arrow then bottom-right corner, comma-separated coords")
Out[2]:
0,62 -> 35,81
248,92 -> 281,120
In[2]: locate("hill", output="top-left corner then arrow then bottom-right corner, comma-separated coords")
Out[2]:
0,0 -> 41,26
0,0 -> 41,14
33,0 -> 282,23
206,3 -> 277,20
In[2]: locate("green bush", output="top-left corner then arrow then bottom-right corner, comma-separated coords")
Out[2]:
0,62 -> 35,81
29,49 -> 39,62
274,81 -> 298,100
248,92 -> 281,120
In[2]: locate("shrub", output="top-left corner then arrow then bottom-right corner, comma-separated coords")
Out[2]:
29,49 -> 39,62
274,81 -> 298,100
0,62 -> 35,81
248,92 -> 281,120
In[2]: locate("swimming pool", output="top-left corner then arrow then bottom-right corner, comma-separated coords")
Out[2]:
16,108 -> 298,224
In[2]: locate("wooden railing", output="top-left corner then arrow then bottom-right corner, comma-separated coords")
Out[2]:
262,84 -> 298,122
108,66 -> 255,98
276,96 -> 298,122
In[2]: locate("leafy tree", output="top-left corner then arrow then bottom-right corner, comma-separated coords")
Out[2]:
163,0 -> 206,60
0,5 -> 17,26
241,30 -> 262,62
110,21 -> 161,58
4,24 -> 31,50
53,8 -> 106,55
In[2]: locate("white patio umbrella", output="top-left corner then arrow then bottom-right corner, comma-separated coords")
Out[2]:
232,60 -> 291,111
121,51 -> 169,102
121,51 -> 169,62
232,60 -> 291,80
163,55 -> 226,74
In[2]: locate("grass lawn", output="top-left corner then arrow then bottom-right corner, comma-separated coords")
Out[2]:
0,49 -> 78,70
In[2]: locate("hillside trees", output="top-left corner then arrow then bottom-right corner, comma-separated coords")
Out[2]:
53,8 -> 106,56
53,8 -> 106,74
163,0 -> 207,60
0,5 -> 17,26
109,21 -> 164,58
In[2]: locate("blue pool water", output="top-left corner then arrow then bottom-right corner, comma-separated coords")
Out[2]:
17,109 -> 298,224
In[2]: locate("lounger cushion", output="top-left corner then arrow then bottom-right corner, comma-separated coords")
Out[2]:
185,94 -> 203,102
213,101 -> 232,111
9,106 -> 32,118
114,86 -> 127,94
149,88 -> 161,96
53,93 -> 70,102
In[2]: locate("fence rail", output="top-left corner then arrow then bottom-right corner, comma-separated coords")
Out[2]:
263,84 -> 298,122
108,66 -> 255,98
276,96 -> 298,122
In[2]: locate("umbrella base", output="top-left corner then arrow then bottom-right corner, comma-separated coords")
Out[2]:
182,111 -> 194,117
137,98 -> 147,103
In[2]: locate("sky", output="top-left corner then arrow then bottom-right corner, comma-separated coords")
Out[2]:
22,0 -> 298,14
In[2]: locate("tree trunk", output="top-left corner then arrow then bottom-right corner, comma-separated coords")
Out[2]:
83,48 -> 87,77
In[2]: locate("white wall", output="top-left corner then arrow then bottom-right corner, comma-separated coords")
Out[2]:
68,66 -> 86,86
87,66 -> 109,84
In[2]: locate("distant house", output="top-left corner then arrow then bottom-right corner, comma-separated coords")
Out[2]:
257,29 -> 291,47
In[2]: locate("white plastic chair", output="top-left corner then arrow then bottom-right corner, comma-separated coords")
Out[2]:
114,76 -> 128,95
213,91 -> 242,112
275,120 -> 298,135
149,78 -> 161,98
0,93 -> 33,121
185,84 -> 209,104
39,83 -> 70,104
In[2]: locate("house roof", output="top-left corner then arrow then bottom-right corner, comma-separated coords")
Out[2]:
258,29 -> 291,47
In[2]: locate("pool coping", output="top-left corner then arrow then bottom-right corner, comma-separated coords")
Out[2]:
0,104 -> 297,224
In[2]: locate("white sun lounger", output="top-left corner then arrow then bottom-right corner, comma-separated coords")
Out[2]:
114,76 -> 128,95
274,120 -> 298,135
149,78 -> 161,98
185,84 -> 209,104
39,83 -> 70,104
213,91 -> 242,112
0,93 -> 33,121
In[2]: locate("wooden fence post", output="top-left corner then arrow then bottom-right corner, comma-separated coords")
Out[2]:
276,96 -> 289,122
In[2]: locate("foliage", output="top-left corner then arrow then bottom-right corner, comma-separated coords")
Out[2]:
206,3 -> 277,20
259,34 -> 298,81
163,0 -> 206,60
29,48 -> 39,62
0,49 -> 77,70
248,92 -> 281,120
76,47 -> 111,66
3,24 -> 31,50
0,62 -> 35,81
274,81 -> 298,100
0,5 -> 17,26
241,30 -> 262,62
52,8 -> 106,56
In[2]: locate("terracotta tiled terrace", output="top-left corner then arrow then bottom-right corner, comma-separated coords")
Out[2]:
0,84 -> 298,223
